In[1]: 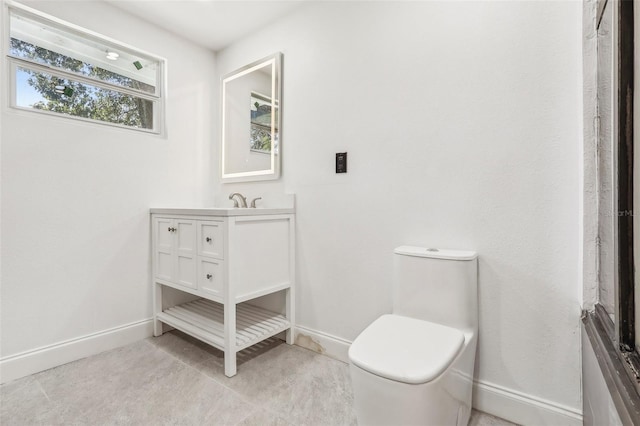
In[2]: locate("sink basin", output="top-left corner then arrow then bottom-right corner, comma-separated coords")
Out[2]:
149,206 -> 295,216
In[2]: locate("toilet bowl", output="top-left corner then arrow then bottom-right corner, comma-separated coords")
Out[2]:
348,246 -> 478,426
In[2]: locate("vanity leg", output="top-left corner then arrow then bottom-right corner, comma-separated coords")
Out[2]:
285,215 -> 296,345
153,282 -> 163,337
224,349 -> 237,377
224,303 -> 237,377
285,286 -> 295,345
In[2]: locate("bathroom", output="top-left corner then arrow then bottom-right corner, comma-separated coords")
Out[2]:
0,0 -> 634,424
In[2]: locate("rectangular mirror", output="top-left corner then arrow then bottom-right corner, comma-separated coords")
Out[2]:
221,52 -> 282,182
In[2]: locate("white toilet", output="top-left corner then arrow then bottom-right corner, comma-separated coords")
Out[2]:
349,246 -> 478,426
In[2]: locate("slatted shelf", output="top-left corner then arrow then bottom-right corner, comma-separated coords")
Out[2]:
157,298 -> 291,352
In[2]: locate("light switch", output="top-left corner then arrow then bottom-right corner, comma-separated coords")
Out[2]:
336,152 -> 347,173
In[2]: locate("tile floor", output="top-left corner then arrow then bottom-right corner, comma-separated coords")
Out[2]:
1,330 -> 518,426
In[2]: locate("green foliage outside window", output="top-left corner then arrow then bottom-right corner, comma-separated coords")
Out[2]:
11,38 -> 154,129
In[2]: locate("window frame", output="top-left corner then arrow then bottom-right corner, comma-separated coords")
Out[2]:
587,0 -> 640,422
3,0 -> 167,135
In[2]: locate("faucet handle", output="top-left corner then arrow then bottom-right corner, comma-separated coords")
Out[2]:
250,197 -> 262,208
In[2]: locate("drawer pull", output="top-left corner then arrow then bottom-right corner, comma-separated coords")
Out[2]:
206,237 -> 212,243
206,274 -> 212,279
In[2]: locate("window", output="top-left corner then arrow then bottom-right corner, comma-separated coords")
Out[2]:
6,2 -> 165,133
584,0 -> 640,423
594,0 -> 635,355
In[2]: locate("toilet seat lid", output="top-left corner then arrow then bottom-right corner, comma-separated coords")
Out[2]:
348,314 -> 465,384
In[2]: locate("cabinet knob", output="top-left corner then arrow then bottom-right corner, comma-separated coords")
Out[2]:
167,227 -> 176,232
206,237 -> 212,243
206,274 -> 212,279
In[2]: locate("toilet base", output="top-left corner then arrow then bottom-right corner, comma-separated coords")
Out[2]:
349,332 -> 476,426
350,364 -> 468,426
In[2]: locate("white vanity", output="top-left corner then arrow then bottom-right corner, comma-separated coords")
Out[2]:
152,51 -> 290,377
150,207 -> 295,377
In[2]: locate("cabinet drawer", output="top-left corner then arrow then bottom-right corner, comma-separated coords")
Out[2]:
199,221 -> 224,259
198,258 -> 223,297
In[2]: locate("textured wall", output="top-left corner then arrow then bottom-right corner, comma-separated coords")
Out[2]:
1,1 -> 216,356
1,0 -> 584,417
214,0 -> 582,412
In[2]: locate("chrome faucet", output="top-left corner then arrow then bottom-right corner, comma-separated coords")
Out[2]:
228,192 -> 248,208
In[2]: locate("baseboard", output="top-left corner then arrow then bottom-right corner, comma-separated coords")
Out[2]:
473,379 -> 583,426
1,320 -> 584,425
293,325 -> 351,363
293,324 -> 583,426
0,318 -> 154,384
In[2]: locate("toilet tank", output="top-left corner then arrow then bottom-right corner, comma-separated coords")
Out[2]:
393,246 -> 478,331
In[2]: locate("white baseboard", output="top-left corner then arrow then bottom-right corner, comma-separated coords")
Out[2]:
293,324 -> 583,426
0,318 -> 154,385
294,324 -> 351,363
473,380 -> 583,426
1,320 -> 584,426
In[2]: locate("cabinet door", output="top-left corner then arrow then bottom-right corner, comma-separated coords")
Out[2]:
154,217 -> 174,281
199,221 -> 224,259
198,258 -> 223,297
175,219 -> 197,289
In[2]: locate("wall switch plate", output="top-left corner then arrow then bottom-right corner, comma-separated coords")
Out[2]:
336,152 -> 347,173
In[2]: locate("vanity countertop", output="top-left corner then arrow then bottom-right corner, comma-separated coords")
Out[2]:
150,207 -> 295,216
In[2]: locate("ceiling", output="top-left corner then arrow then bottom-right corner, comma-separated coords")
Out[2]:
106,1 -> 306,52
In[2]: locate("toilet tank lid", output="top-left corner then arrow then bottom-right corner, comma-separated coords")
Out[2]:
394,246 -> 478,260
349,314 -> 465,384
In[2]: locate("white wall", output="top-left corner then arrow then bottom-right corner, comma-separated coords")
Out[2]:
1,1 -> 585,422
1,0 -> 215,369
215,1 -> 583,421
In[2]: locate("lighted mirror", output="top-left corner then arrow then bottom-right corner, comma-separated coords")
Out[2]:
221,53 -> 281,182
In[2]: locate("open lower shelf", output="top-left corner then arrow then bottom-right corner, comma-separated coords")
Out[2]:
157,298 -> 290,352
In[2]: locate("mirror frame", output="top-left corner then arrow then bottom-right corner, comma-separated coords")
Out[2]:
221,52 -> 282,183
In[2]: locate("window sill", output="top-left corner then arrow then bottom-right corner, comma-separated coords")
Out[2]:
583,305 -> 640,424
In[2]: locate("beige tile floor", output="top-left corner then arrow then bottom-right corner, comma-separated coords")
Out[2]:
1,330 -> 518,426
